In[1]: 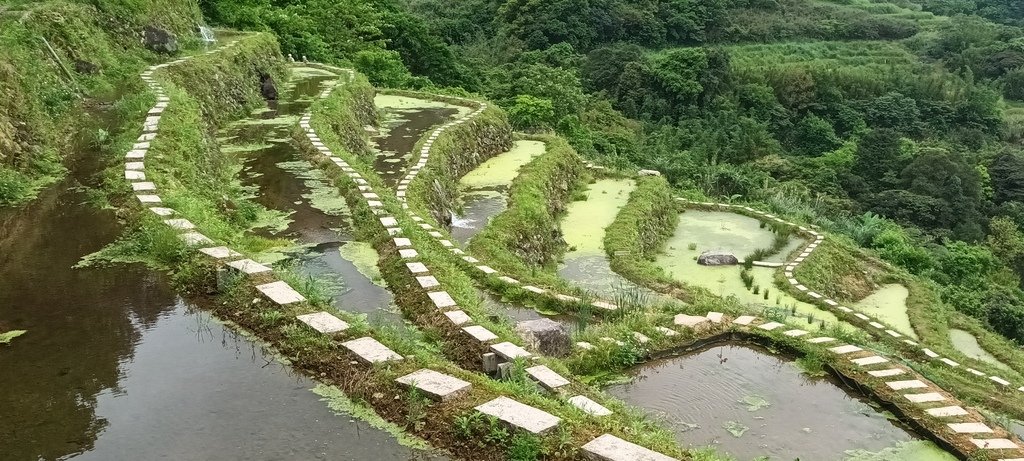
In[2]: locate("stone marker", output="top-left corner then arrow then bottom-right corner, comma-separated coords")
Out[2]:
226,258 -> 272,274
526,365 -> 570,391
515,318 -> 571,357
674,314 -> 709,328
886,379 -> 927,390
490,342 -> 532,360
427,291 -> 456,309
341,336 -> 403,364
568,395 -> 612,416
396,368 -> 472,401
255,281 -> 306,305
948,423 -> 993,434
581,434 -> 677,461
443,310 -> 471,325
296,311 -> 349,334
475,396 -> 560,435
926,406 -> 969,417
463,325 -> 498,343
970,439 -> 1019,450
904,392 -> 945,403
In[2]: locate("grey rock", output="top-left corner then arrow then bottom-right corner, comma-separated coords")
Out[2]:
515,318 -> 570,357
143,26 -> 178,54
697,250 -> 738,266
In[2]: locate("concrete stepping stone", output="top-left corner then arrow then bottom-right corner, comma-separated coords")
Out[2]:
923,348 -> 939,358
886,379 -> 927,390
477,265 -> 497,274
148,207 -> 175,216
164,218 -> 195,230
830,345 -> 862,354
499,276 -> 521,285
632,332 -> 651,343
406,262 -> 428,274
706,312 -> 724,323
948,423 -> 993,433
462,256 -> 480,263
851,356 -> 888,366
474,396 -> 560,435
575,341 -> 595,350
732,315 -> 756,325
490,342 -> 532,360
868,369 -> 906,378
807,337 -> 836,344
125,170 -> 146,180
854,313 -> 870,320
783,329 -> 808,337
255,281 -> 306,305
399,249 -> 418,259
125,161 -> 145,170
674,314 -> 710,328
940,358 -> 960,367
568,395 -> 612,416
179,232 -> 213,245
523,285 -> 545,294
415,276 -> 440,289
526,365 -> 570,391
396,369 -> 471,402
463,325 -> 498,343
427,291 -> 456,309
758,322 -> 784,331
927,406 -> 969,417
199,246 -> 241,259
971,439 -> 1019,450
592,301 -> 617,310
905,392 -> 945,403
581,434 -> 678,461
226,258 -> 272,274
393,237 -> 412,247
655,327 -> 678,336
992,376 -> 1011,386
137,194 -> 162,203
296,312 -> 349,334
380,217 -> 398,227
342,337 -> 403,364
443,310 -> 471,325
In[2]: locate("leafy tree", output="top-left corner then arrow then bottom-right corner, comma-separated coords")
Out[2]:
791,114 -> 841,156
988,151 -> 1024,204
1002,67 -> 1024,101
508,95 -> 555,130
354,49 -> 412,87
851,128 -> 906,190
864,92 -> 920,134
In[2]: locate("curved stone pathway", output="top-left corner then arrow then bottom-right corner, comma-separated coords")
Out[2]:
673,198 -> 1024,400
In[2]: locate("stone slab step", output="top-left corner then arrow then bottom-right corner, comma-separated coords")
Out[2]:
732,315 -> 756,325
829,345 -> 862,354
199,246 -> 241,259
927,406 -> 969,417
395,368 -> 472,401
427,291 -> 456,309
256,281 -> 306,305
886,379 -> 927,390
474,396 -> 560,435
490,342 -> 532,361
674,314 -> 710,327
341,336 -> 403,364
581,434 -> 678,461
971,439 -> 1019,450
948,422 -> 993,433
525,365 -> 570,391
851,356 -> 888,366
868,369 -> 905,378
463,325 -> 498,343
904,392 -> 945,403
226,258 -> 272,274
443,310 -> 471,325
296,312 -> 349,334
568,395 -> 612,416
807,337 -> 835,344
758,322 -> 784,331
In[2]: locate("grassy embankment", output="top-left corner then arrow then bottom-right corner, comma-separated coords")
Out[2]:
0,0 -> 201,206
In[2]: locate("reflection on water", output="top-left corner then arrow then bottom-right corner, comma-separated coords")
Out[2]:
227,69 -> 395,321
371,95 -> 462,187
607,344 -> 954,461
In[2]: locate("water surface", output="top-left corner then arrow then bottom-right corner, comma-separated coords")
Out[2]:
948,328 -> 1011,371
854,284 -> 917,339
370,95 -> 465,187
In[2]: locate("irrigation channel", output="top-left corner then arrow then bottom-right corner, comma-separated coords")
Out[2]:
0,68 -> 441,461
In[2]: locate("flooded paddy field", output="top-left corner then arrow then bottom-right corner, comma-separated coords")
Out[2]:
608,343 -> 957,461
370,95 -> 468,187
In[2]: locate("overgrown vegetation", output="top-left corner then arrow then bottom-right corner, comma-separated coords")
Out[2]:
604,175 -> 681,294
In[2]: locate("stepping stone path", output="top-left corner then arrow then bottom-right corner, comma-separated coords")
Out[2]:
256,281 -> 306,305
395,369 -> 472,401
475,396 -> 561,435
342,336 -> 403,364
526,365 -> 570,391
581,434 -> 679,461
568,395 -> 613,416
296,311 -> 349,334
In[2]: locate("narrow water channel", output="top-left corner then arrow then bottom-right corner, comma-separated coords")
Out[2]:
370,95 -> 467,187
226,67 -> 396,323
0,95 -> 434,459
607,343 -> 956,461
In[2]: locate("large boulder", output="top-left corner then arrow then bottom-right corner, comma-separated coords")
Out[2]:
143,26 -> 178,54
260,73 -> 278,101
698,250 -> 738,266
515,319 -> 571,357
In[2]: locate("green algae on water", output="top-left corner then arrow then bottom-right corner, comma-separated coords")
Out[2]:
312,384 -> 432,450
460,140 -> 546,189
949,328 -> 1011,371
339,242 -> 385,286
374,94 -> 474,118
739,394 -> 771,412
723,420 -> 749,438
853,284 -> 918,339
221,142 -> 273,154
843,440 -> 957,461
0,330 -> 26,345
561,178 -> 636,257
